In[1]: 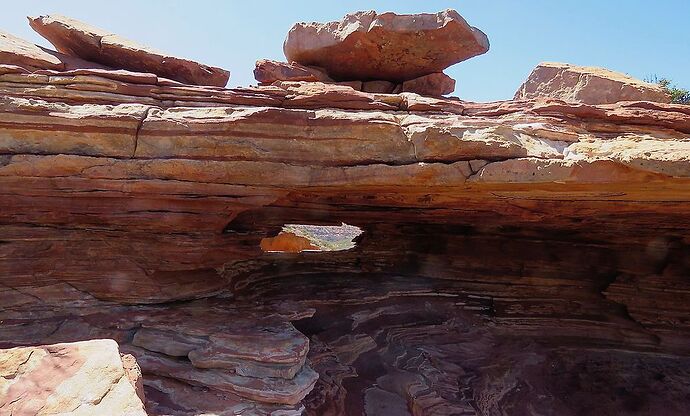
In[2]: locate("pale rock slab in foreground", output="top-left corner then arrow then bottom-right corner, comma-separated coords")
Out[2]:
0,339 -> 147,416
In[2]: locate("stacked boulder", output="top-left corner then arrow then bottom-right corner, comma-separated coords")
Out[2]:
1,14 -> 230,87
254,9 -> 489,97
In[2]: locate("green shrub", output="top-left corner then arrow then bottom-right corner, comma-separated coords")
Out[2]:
645,75 -> 690,104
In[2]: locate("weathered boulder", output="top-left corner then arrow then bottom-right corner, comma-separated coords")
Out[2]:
0,30 -> 63,70
0,339 -> 147,415
0,30 -> 106,71
28,14 -> 230,86
515,62 -> 671,104
362,80 -> 397,93
254,59 -> 331,84
283,9 -> 489,82
402,72 -> 456,96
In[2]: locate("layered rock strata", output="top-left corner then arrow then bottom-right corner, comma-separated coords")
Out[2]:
0,29 -> 690,415
515,62 -> 671,104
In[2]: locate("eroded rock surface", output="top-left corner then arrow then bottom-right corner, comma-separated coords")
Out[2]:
0,24 -> 689,416
254,59 -> 332,84
29,14 -> 230,87
515,62 -> 671,104
0,339 -> 147,415
284,9 -> 489,82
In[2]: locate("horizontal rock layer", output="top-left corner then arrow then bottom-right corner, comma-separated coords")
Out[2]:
0,64 -> 689,414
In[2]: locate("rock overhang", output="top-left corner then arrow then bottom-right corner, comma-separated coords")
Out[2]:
1,9 -> 690,416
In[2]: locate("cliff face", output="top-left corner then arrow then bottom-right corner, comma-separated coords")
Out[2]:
1,63 -> 690,414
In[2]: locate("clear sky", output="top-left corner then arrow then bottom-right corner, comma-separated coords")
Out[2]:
1,1 -> 688,102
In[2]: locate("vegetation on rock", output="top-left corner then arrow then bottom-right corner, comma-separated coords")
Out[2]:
647,75 -> 690,104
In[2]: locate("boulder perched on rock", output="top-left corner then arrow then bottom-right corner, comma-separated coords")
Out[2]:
515,62 -> 671,104
0,339 -> 147,415
283,9 -> 488,82
28,14 -> 230,87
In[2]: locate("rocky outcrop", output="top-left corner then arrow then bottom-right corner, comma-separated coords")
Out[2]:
515,62 -> 671,104
28,15 -> 230,87
1,13 -> 690,416
1,30 -> 64,70
253,9 -> 488,97
254,59 -> 332,84
402,72 -> 456,96
283,9 -> 488,82
0,339 -> 147,415
1,30 -> 107,71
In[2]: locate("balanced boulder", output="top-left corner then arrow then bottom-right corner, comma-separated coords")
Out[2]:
515,62 -> 671,104
29,14 -> 230,87
283,9 -> 489,82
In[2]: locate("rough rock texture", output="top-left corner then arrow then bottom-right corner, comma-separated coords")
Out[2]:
255,63 -> 454,96
1,55 -> 690,415
121,353 -> 147,403
515,62 -> 671,104
1,30 -> 63,70
29,14 -> 230,87
284,9 -> 489,82
402,72 -> 455,96
0,339 -> 147,415
254,59 -> 332,84
1,30 -> 108,72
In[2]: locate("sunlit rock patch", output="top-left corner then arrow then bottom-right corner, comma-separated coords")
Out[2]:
261,223 -> 363,253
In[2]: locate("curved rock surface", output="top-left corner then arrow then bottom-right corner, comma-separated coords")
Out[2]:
0,35 -> 689,415
284,9 -> 489,82
515,62 -> 671,104
28,14 -> 230,87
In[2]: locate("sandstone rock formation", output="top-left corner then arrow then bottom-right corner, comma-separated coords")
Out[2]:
254,9 -> 488,97
1,13 -> 690,416
515,61 -> 671,104
254,59 -> 332,84
1,29 -> 107,71
29,14 -> 230,87
1,29 -> 63,70
283,9 -> 488,82
0,339 -> 147,415
402,72 -> 456,96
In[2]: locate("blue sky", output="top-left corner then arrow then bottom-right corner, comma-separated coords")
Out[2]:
2,1 -> 688,102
